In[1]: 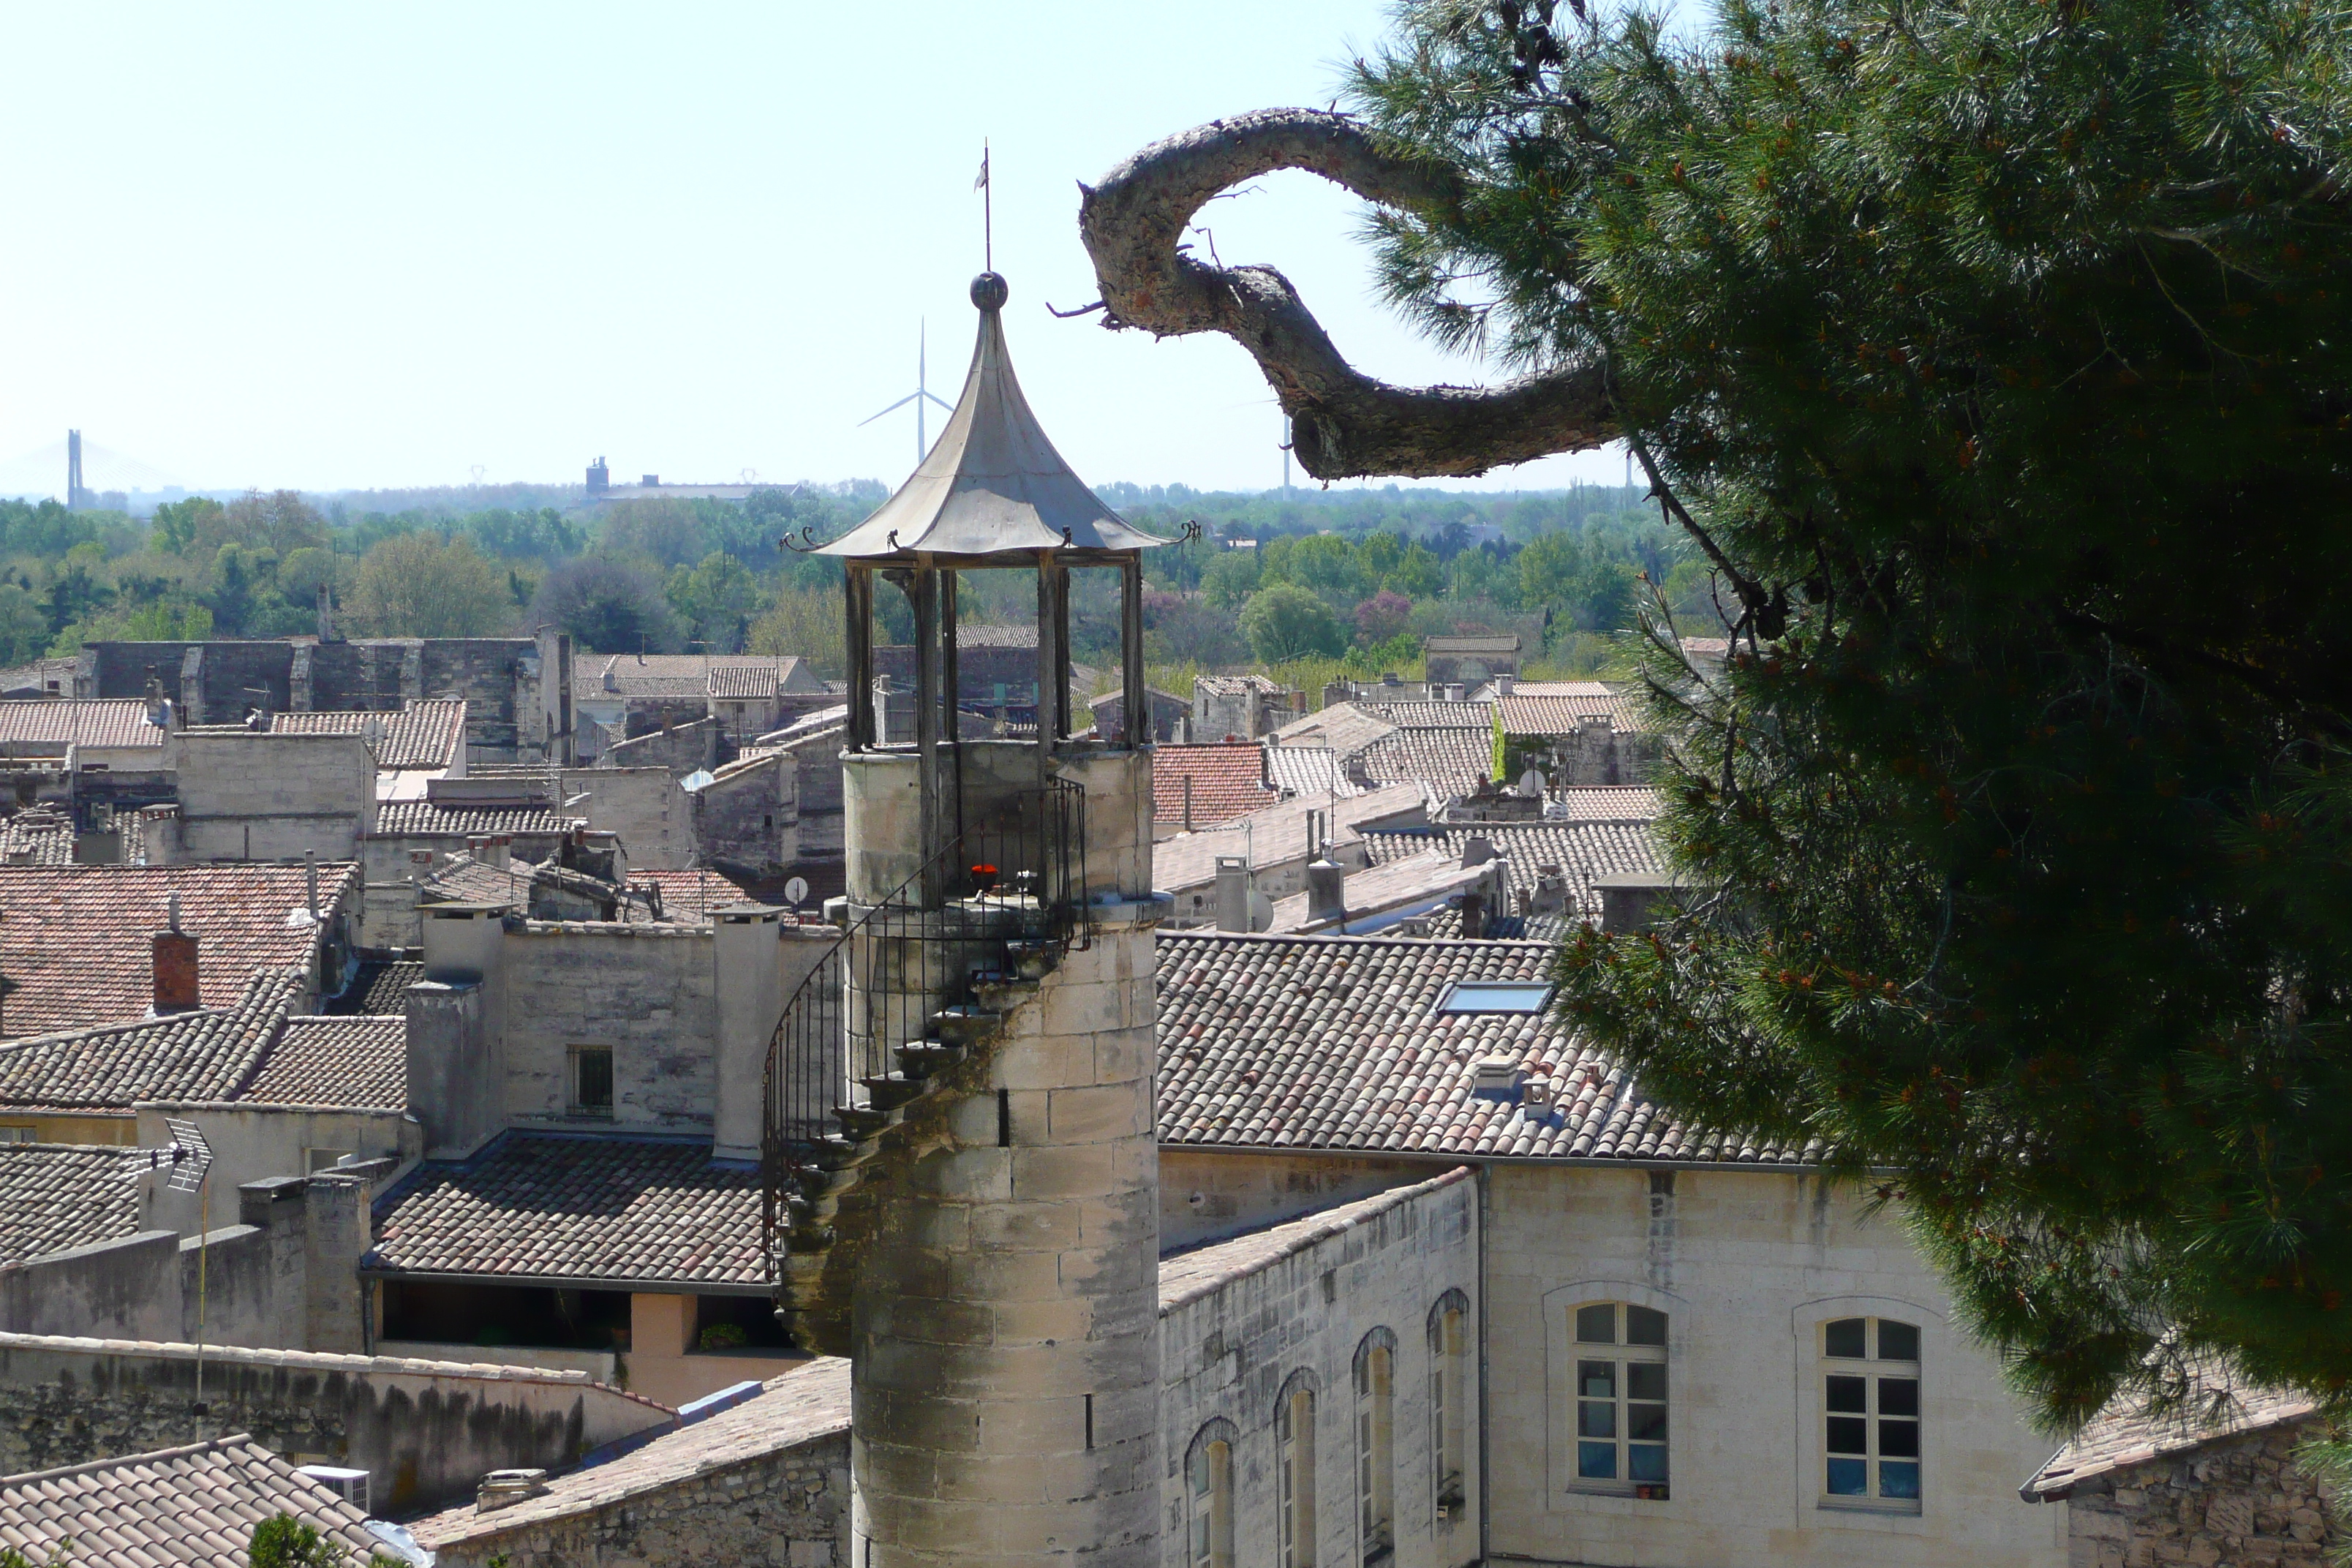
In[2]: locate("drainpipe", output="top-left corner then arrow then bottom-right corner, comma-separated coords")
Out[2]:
1478,1161 -> 1492,1568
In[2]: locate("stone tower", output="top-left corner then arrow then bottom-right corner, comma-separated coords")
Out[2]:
767,271 -> 1166,1567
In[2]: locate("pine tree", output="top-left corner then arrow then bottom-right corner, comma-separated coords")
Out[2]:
1353,0 -> 2352,1425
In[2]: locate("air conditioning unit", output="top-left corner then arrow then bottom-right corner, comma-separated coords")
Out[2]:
297,1465 -> 369,1514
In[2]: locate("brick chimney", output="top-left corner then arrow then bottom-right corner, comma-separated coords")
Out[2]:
153,892 -> 200,1014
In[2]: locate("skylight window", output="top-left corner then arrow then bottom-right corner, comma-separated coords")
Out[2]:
1436,981 -> 1555,1014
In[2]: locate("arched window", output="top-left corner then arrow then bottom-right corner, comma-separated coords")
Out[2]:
1571,1300 -> 1670,1500
1821,1316 -> 1921,1508
1354,1330 -> 1396,1563
1278,1373 -> 1319,1568
1427,1292 -> 1469,1524
1187,1420 -> 1237,1568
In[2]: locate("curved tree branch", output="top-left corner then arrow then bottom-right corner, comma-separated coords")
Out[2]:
1079,108 -> 1616,480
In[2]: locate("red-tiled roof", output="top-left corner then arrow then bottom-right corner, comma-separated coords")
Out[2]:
0,969 -> 304,1111
0,1435 -> 384,1567
1155,931 -> 1808,1164
2024,1367 -> 2320,1499
239,1014 -> 406,1110
1360,700 -> 1496,728
0,1145 -> 148,1264
1499,690 -> 1646,735
0,700 -> 163,751
368,1134 -> 766,1288
373,800 -> 582,838
1357,726 -> 1495,793
270,698 -> 467,769
1361,821 -> 1660,919
1153,744 -> 1278,828
0,864 -> 351,1039
1548,786 -> 1661,821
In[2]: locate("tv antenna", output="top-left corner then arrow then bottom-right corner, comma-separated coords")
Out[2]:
858,321 -> 954,470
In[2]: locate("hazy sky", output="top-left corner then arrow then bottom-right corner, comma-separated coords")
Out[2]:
0,3 -> 1630,500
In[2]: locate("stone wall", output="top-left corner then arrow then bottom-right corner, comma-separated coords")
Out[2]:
434,1427 -> 849,1567
560,766 -> 695,870
2059,1419 -> 2339,1568
1157,1167 -> 1482,1568
0,1333 -> 671,1515
692,751 -> 796,879
1158,1150 -> 1436,1251
602,716 -> 723,776
497,923 -> 719,1131
165,732 -> 377,863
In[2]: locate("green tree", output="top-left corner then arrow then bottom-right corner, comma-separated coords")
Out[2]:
348,534 -> 510,638
151,495 -> 225,557
666,551 -> 761,653
532,557 -> 677,654
1387,542 -> 1445,599
1239,584 -> 1347,663
0,584 -> 49,663
1077,0 -> 2352,1432
1199,549 -> 1262,609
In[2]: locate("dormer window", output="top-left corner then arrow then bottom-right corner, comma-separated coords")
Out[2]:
1436,980 -> 1553,1014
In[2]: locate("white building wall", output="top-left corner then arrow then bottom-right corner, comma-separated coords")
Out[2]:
1484,1162 -> 2068,1568
1157,1166 -> 1482,1568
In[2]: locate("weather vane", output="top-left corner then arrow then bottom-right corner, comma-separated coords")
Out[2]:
974,139 -> 992,273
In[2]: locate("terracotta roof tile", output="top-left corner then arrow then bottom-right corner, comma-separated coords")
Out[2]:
0,864 -> 350,1039
1155,930 -> 1807,1164
269,699 -> 467,770
0,1435 -> 382,1567
1357,726 -> 1495,793
1261,745 -> 1364,800
372,800 -> 582,838
0,700 -> 165,751
239,1015 -> 406,1110
1194,674 -> 1284,697
1152,783 -> 1428,894
0,812 -> 75,867
0,969 -> 304,1111
0,1145 -> 148,1264
1362,822 -> 1659,919
1547,786 -> 1662,821
1153,745 -> 1278,828
1360,699 -> 1496,728
328,959 -> 422,1016
1500,690 -> 1646,735
368,1134 -> 766,1288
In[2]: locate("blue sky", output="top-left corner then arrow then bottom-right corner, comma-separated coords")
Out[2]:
0,3 -> 1630,499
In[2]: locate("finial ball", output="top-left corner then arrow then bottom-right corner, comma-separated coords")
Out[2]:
970,272 -> 1009,312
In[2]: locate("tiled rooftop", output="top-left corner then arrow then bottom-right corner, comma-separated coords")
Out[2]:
270,698 -> 467,770
0,1145 -> 148,1264
0,969 -> 304,1112
239,1014 -> 407,1110
1152,744 -> 1278,829
1261,745 -> 1363,800
411,1358 -> 853,1550
373,799 -> 583,838
1500,690 -> 1646,735
708,661 -> 806,699
0,699 -> 165,751
1152,783 -> 1428,894
1195,674 -> 1284,696
0,1435 -> 384,1567
369,1134 -> 766,1289
0,863 -> 352,1038
0,811 -> 75,867
1269,704 -> 1397,759
581,655 -> 810,702
1359,699 -> 1496,728
1361,821 -> 1659,918
1548,786 -> 1662,821
1156,931 -> 1806,1163
1265,847 -> 1494,934
2024,1368 -> 2319,1499
630,867 -> 757,923
328,957 -> 423,1016
1357,725 -> 1496,794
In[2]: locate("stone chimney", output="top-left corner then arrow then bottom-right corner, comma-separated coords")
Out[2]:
1306,853 -> 1346,929
1214,855 -> 1251,932
153,893 -> 200,1014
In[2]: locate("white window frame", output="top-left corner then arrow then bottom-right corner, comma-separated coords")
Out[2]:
1278,1376 -> 1318,1568
1568,1300 -> 1670,1500
1818,1315 -> 1923,1513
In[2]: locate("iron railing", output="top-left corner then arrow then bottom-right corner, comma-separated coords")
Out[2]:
760,779 -> 1089,1294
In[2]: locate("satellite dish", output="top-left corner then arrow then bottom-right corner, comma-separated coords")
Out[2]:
1247,889 -> 1274,933
783,876 -> 810,908
1518,768 -> 1548,796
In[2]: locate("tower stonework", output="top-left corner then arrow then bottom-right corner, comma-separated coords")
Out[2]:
845,752 -> 1161,1567
764,268 -> 1169,1567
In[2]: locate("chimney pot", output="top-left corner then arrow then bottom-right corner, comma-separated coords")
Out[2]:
154,926 -> 200,1014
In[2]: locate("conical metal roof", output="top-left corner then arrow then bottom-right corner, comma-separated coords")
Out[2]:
821,274 -> 1166,559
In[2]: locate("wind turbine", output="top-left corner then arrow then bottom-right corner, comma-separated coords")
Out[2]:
859,321 -> 955,469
